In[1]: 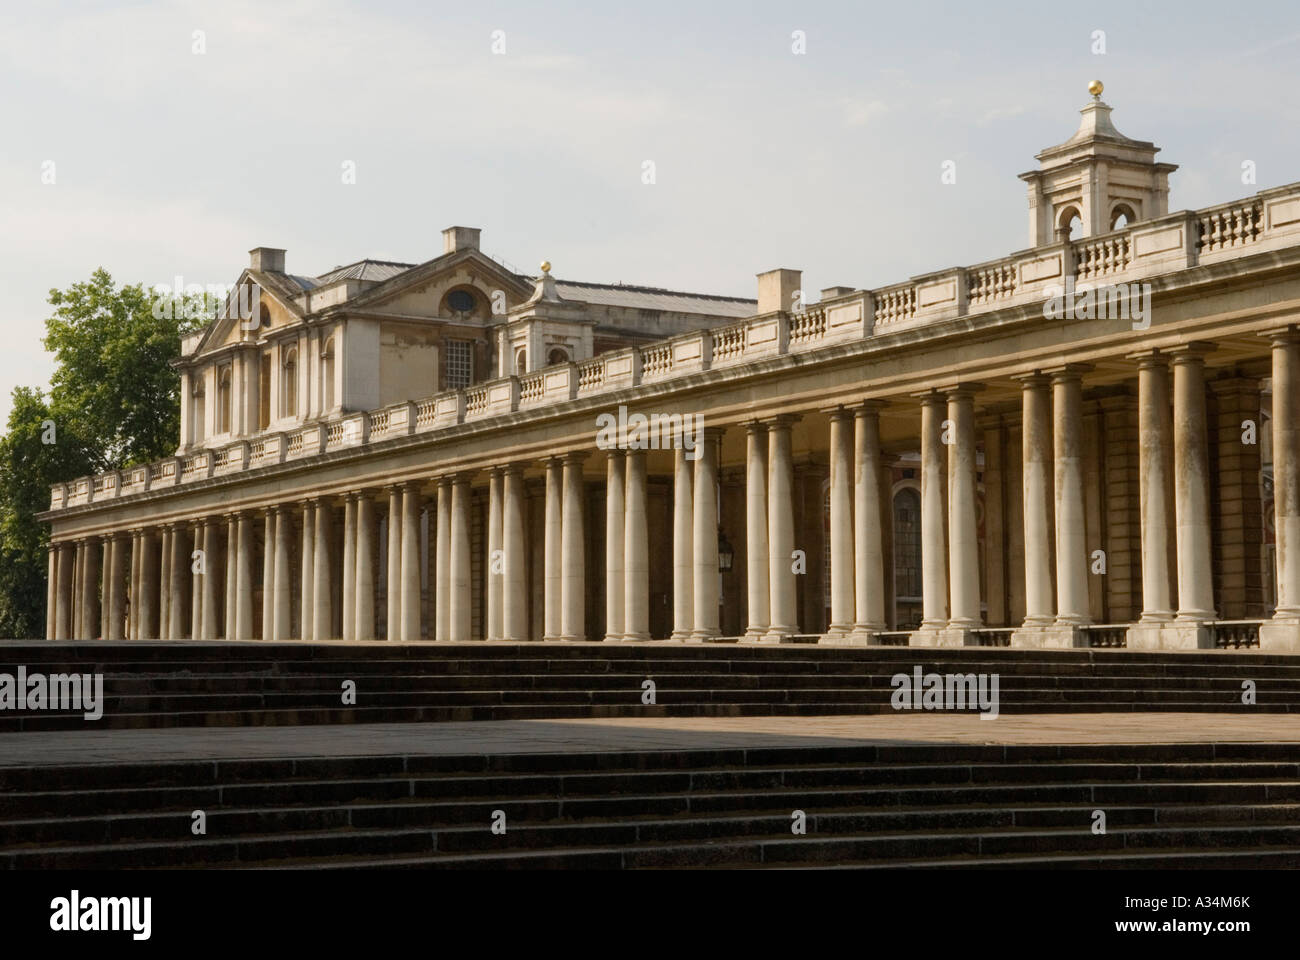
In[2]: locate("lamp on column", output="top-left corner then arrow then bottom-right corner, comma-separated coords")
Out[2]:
717,527 -> 734,574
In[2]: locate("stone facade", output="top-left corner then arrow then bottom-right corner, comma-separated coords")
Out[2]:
40,91 -> 1300,652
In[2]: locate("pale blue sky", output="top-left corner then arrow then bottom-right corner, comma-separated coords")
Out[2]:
2,0 -> 1298,422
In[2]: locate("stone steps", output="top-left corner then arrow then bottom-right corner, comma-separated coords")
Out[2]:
3,742 -> 1300,869
2,642 -> 1298,729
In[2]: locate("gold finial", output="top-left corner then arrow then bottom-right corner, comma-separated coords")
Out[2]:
1088,79 -> 1104,99
540,260 -> 551,274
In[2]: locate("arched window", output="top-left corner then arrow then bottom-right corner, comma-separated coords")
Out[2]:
441,287 -> 485,319
217,366 -> 232,435
514,347 -> 527,375
1058,205 -> 1083,242
893,487 -> 923,630
321,338 -> 336,411
1110,203 -> 1136,231
193,381 -> 206,443
282,347 -> 298,418
548,347 -> 569,365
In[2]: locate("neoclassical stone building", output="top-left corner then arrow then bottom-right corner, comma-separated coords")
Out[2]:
40,87 -> 1300,652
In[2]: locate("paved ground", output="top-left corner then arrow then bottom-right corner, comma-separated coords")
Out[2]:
1,713 -> 1299,767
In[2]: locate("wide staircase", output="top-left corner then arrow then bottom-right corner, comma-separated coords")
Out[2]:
3,741 -> 1299,869
0,641 -> 1298,731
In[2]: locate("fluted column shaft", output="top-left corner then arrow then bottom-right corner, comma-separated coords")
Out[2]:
744,423 -> 769,639
947,389 -> 982,627
502,467 -> 528,641
919,395 -> 948,628
671,448 -> 694,639
604,452 -> 626,641
623,450 -> 649,641
354,495 -> 376,641
560,455 -> 587,641
1053,369 -> 1090,625
854,403 -> 886,633
827,409 -> 854,637
1171,347 -> 1216,620
1020,376 -> 1054,625
1136,354 -> 1174,620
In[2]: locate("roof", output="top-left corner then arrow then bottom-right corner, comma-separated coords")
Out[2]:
314,259 -> 416,285
551,279 -> 756,317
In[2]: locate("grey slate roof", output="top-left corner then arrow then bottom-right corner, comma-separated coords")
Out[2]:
551,280 -> 756,317
314,260 -> 416,285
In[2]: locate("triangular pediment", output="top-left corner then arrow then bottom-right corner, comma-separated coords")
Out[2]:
340,249 -> 534,320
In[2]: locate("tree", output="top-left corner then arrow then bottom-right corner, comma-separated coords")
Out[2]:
0,270 -> 206,637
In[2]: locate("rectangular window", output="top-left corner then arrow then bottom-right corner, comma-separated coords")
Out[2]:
445,339 -> 473,389
259,352 -> 271,429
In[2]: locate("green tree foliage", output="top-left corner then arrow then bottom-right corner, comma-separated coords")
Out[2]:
0,270 -> 207,637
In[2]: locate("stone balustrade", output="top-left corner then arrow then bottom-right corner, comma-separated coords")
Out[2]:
47,182 -> 1300,512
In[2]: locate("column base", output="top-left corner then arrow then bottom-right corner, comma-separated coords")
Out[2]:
1126,619 -> 1214,650
1010,624 -> 1086,648
909,626 -> 977,647
687,630 -> 722,643
742,627 -> 768,643
817,624 -> 856,645
1259,618 -> 1300,652
759,628 -> 796,644
669,629 -> 693,641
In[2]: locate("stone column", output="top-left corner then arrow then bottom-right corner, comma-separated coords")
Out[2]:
313,498 -> 332,641
434,480 -> 451,642
693,428 -> 722,640
449,475 -> 473,642
765,418 -> 796,641
354,495 -> 376,641
46,545 -> 57,641
853,402 -> 887,637
623,449 -> 650,641
1135,351 -> 1174,622
486,470 -> 504,640
202,521 -> 221,641
189,525 -> 202,643
947,387 -> 982,630
1263,330 -> 1300,650
385,486 -> 401,640
236,512 -> 254,640
543,459 -> 563,641
560,453 -> 587,641
1017,375 -> 1054,629
918,393 -> 949,631
55,542 -> 73,640
262,511 -> 275,641
270,508 -> 289,642
139,529 -> 158,639
169,525 -> 185,640
157,529 -> 171,640
341,496 -> 356,642
744,422 -> 769,639
401,483 -> 421,642
71,541 -> 82,640
604,451 -> 625,641
81,537 -> 100,639
671,447 -> 694,639
1171,345 -> 1217,625
300,501 -> 315,642
825,408 -> 854,639
224,515 -> 238,640
109,535 -> 127,642
1053,367 -> 1090,628
502,466 -> 528,641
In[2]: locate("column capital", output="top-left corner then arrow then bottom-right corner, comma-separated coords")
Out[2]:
938,382 -> 985,399
1011,371 -> 1053,389
855,398 -> 889,415
1042,362 -> 1094,382
1260,324 -> 1300,346
1126,347 -> 1170,368
1167,341 -> 1217,364
910,387 -> 948,405
820,404 -> 857,420
758,415 -> 798,429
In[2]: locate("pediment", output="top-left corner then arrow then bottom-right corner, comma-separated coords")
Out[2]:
345,250 -> 533,320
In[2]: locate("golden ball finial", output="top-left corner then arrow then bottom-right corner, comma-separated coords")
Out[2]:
1088,80 -> 1104,98
540,260 -> 551,274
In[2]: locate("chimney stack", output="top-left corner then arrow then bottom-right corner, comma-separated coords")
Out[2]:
249,247 -> 286,272
756,268 -> 803,314
442,226 -> 482,255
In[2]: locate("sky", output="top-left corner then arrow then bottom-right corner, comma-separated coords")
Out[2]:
2,0 -> 1299,424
